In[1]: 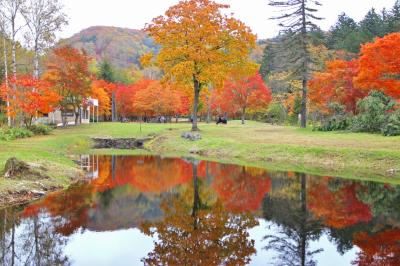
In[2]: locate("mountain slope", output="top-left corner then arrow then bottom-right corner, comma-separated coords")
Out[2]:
60,26 -> 158,69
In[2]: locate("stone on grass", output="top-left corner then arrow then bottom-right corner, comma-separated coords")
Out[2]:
181,132 -> 202,141
92,137 -> 152,149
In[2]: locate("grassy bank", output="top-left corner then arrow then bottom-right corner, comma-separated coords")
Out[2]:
1,121 -> 399,205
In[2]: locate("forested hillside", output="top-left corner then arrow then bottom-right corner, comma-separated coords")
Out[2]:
60,26 -> 159,69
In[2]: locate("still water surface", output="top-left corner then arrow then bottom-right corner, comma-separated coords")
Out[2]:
0,155 -> 399,265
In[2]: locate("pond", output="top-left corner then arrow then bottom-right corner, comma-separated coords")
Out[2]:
0,155 -> 399,265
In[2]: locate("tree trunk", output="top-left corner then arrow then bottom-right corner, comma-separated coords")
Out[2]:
1,209 -> 7,264
33,43 -> 40,79
300,0 -> 308,128
241,107 -> 246,124
111,155 -> 116,180
300,78 -> 307,128
3,38 -> 11,127
34,217 -> 41,266
300,173 -> 307,266
111,91 -> 117,122
74,107 -> 79,125
206,94 -> 211,124
11,211 -> 15,266
192,78 -> 201,131
11,23 -> 17,127
11,38 -> 16,79
61,110 -> 67,127
192,161 -> 201,229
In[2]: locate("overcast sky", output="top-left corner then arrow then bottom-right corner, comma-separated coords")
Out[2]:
58,0 -> 397,40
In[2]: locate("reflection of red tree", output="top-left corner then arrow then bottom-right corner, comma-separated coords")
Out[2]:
353,229 -> 400,266
308,178 -> 372,229
93,156 -> 193,193
23,183 -> 95,236
211,164 -> 271,212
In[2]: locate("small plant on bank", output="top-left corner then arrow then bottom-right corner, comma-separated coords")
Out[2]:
0,124 -> 53,141
0,127 -> 34,141
29,124 -> 54,135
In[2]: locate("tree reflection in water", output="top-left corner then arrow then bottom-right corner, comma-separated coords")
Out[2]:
140,160 -> 259,266
262,173 -> 323,266
0,207 -> 69,266
0,155 -> 398,265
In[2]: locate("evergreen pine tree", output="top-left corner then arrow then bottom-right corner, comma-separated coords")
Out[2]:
268,0 -> 323,128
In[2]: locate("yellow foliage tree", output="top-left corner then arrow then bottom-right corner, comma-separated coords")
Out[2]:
145,0 -> 256,131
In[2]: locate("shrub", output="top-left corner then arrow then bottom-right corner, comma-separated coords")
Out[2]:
0,127 -> 33,141
0,113 -> 7,126
315,115 -> 351,131
382,109 -> 400,136
29,124 -> 53,135
351,91 -> 396,133
265,103 -> 287,125
315,104 -> 351,132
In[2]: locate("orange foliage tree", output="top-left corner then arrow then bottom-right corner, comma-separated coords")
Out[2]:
211,164 -> 272,212
43,46 -> 92,125
307,178 -> 372,229
219,74 -> 272,124
116,79 -> 190,120
145,0 -> 256,131
90,79 -> 112,117
22,182 -> 96,236
353,229 -> 400,266
133,81 -> 183,118
355,33 -> 400,100
309,60 -> 367,114
0,76 -> 61,126
116,83 -> 141,118
90,155 -> 193,193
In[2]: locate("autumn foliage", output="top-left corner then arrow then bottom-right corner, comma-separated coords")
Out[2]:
90,79 -> 113,116
215,74 -> 272,123
0,76 -> 61,126
116,79 -> 190,118
145,0 -> 256,130
309,33 -> 400,115
43,46 -> 92,123
307,178 -> 372,229
355,33 -> 400,100
353,229 -> 400,266
211,164 -> 272,212
309,60 -> 366,114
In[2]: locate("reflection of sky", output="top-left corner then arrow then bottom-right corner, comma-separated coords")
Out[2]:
64,229 -> 154,266
62,219 -> 359,266
248,220 -> 359,266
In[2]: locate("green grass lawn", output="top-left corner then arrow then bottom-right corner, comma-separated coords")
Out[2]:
1,120 -> 399,200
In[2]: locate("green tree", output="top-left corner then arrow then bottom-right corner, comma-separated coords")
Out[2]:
388,0 -> 400,32
327,13 -> 361,53
359,8 -> 385,42
98,60 -> 118,121
98,60 -> 115,82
